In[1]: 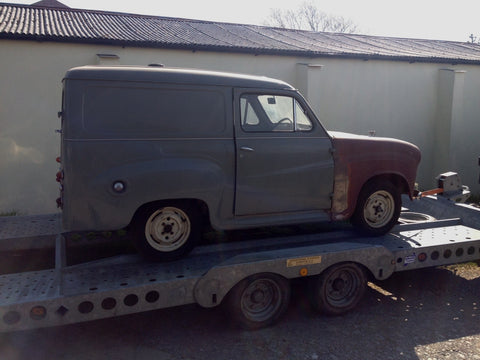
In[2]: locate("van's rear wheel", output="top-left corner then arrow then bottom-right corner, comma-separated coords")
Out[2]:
132,202 -> 200,261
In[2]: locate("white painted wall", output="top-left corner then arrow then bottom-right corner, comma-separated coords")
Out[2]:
1,39 -> 479,215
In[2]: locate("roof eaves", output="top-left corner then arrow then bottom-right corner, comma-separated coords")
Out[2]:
2,3 -> 480,65
2,30 -> 480,66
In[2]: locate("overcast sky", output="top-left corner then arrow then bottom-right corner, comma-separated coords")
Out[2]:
5,0 -> 480,42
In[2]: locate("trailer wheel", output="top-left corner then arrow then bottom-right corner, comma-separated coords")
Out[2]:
352,180 -> 401,236
226,273 -> 290,330
310,263 -> 366,316
132,202 -> 200,261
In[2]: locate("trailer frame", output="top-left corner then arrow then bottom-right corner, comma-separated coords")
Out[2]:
1,215 -> 480,332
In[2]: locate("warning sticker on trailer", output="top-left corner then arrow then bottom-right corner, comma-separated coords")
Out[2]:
404,253 -> 416,265
286,255 -> 322,267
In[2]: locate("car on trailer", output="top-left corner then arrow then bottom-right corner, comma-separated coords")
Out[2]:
57,66 -> 421,260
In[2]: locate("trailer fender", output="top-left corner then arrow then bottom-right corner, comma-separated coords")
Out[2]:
194,262 -> 283,308
194,244 -> 396,308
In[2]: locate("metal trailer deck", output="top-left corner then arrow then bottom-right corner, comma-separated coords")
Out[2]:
1,216 -> 480,332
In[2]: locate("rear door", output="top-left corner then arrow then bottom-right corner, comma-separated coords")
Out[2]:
234,89 -> 334,216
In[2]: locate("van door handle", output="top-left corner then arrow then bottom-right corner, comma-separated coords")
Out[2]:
240,146 -> 254,152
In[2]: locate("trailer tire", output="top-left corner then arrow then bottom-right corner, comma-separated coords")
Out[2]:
309,262 -> 366,316
352,179 -> 401,236
225,273 -> 290,330
131,201 -> 200,261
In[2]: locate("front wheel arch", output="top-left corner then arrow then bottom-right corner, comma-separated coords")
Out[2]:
356,174 -> 409,201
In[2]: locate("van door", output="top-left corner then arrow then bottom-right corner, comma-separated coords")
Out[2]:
234,89 -> 334,216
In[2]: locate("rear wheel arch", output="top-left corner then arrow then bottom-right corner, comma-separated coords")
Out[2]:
131,198 -> 210,226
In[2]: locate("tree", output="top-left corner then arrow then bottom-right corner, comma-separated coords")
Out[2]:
264,1 -> 358,33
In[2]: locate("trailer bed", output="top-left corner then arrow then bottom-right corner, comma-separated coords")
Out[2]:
1,215 -> 480,332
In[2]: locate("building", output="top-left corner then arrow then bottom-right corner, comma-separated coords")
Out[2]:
1,1 -> 480,215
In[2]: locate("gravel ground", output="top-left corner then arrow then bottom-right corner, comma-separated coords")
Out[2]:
1,262 -> 479,360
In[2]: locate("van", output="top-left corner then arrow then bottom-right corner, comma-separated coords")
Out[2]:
58,66 -> 421,260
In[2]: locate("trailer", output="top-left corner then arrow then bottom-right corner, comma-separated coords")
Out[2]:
1,208 -> 480,332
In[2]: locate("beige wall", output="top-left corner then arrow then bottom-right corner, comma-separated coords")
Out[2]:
1,39 -> 479,215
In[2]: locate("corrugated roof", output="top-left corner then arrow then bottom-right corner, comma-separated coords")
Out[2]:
1,2 -> 480,64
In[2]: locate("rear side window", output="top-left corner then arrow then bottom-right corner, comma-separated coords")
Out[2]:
83,85 -> 226,137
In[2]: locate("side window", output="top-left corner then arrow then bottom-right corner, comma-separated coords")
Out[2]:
240,94 -> 312,132
295,100 -> 313,131
240,97 -> 260,126
257,95 -> 294,131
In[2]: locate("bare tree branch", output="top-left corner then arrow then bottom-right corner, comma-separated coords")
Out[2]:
264,1 -> 358,34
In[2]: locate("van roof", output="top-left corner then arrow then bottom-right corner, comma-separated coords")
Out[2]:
64,66 -> 295,90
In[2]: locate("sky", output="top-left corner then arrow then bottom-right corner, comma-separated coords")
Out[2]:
4,0 -> 480,42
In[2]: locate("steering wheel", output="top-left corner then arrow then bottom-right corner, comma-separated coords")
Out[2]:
278,118 -> 292,125
273,118 -> 293,131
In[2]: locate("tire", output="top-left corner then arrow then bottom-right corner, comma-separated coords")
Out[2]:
309,262 -> 366,316
225,273 -> 290,330
131,201 -> 200,261
352,180 -> 401,236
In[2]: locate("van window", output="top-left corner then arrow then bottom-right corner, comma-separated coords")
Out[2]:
240,97 -> 260,126
240,94 -> 312,132
83,86 -> 226,137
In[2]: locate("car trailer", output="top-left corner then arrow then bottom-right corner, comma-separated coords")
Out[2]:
1,211 -> 480,332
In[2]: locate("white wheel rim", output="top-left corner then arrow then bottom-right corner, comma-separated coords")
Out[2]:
144,207 -> 191,252
362,190 -> 395,228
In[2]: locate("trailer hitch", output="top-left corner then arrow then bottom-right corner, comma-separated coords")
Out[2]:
416,172 -> 470,203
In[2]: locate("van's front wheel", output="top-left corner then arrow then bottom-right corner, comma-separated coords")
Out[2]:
352,180 -> 401,236
132,202 -> 200,261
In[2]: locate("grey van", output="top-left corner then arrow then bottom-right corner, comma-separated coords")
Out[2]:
58,66 -> 421,260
